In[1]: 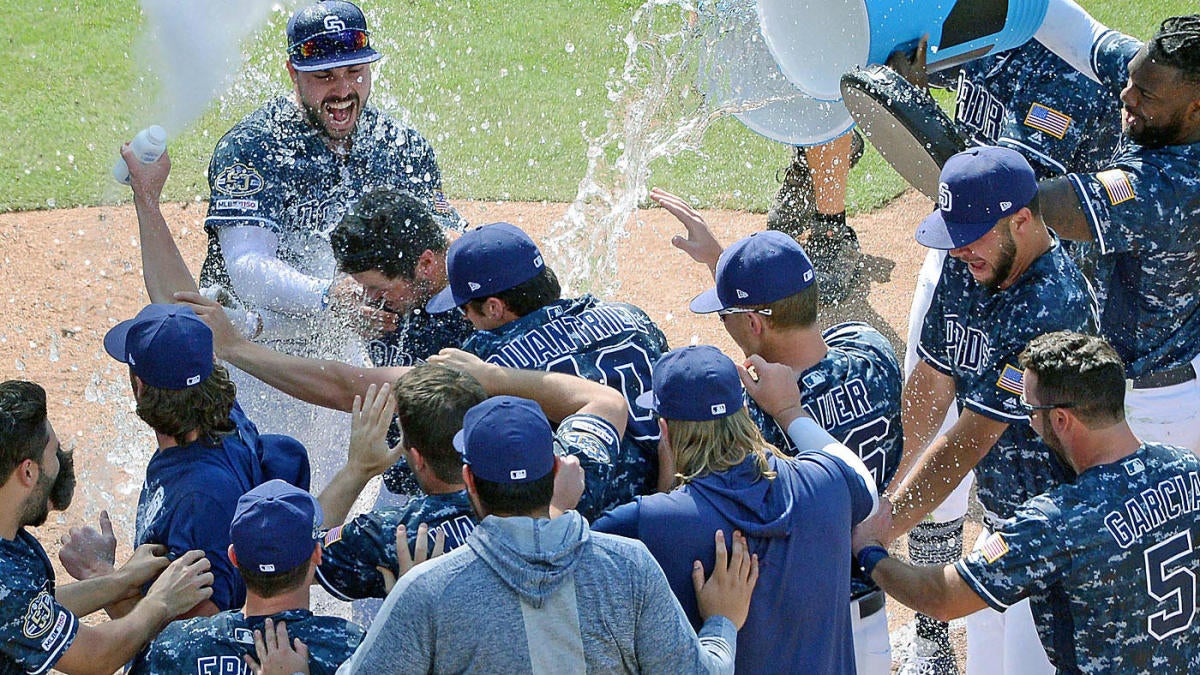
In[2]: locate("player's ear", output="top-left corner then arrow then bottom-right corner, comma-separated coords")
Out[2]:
228,545 -> 239,569
286,60 -> 299,86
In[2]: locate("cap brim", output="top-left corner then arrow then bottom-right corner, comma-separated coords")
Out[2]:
452,429 -> 467,456
426,286 -> 466,315
102,319 -> 135,363
290,49 -> 381,72
634,390 -> 658,412
688,288 -> 725,314
915,209 -> 994,251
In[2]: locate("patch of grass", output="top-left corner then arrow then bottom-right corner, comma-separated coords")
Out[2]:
1,1 -> 1193,214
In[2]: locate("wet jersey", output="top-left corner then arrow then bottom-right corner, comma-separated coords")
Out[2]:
464,295 -> 668,507
937,39 -> 1122,179
957,443 -> 1200,673
747,322 -> 902,601
129,608 -> 363,675
919,238 -> 1097,522
316,491 -> 477,601
1061,32 -> 1200,379
0,530 -> 78,674
200,96 -> 462,302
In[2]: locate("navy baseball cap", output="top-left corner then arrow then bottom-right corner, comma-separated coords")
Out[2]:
690,231 -> 816,313
287,1 -> 382,73
103,304 -> 214,390
454,396 -> 555,484
635,346 -> 744,421
230,480 -> 323,575
426,222 -> 545,314
916,146 -> 1038,250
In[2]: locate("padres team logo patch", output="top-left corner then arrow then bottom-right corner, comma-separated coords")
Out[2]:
1097,169 -> 1135,205
996,364 -> 1024,396
1024,102 -> 1072,139
980,533 -> 1010,564
22,592 -> 55,639
213,163 -> 265,197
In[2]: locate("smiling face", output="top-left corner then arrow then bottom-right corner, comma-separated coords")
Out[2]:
352,269 -> 433,315
289,62 -> 372,142
1120,48 -> 1200,148
948,218 -> 1017,290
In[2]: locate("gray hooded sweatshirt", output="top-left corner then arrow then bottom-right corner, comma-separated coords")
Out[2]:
338,511 -> 736,674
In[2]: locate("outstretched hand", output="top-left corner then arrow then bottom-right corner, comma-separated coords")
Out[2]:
243,619 -> 310,675
378,522 -> 447,593
694,530 -> 759,629
59,510 -> 119,581
348,382 -> 404,479
124,145 -> 171,205
886,34 -> 930,89
174,291 -> 242,354
650,188 -> 723,273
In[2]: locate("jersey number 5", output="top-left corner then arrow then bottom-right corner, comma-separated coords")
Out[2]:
1144,529 -> 1197,641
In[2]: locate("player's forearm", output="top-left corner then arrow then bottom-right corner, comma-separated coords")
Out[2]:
55,573 -> 138,618
318,465 -> 375,527
54,600 -> 176,675
222,336 -> 390,412
476,364 -> 629,435
894,362 -> 956,484
869,558 -> 979,622
133,194 -> 200,304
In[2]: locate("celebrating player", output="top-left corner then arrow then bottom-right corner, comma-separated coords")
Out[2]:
129,480 -> 364,672
885,147 -> 1098,672
196,0 -> 465,489
855,331 -> 1200,673
593,347 -> 879,674
653,188 -> 902,672
1034,4 -> 1200,453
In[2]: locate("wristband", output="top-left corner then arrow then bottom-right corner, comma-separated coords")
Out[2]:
856,545 -> 889,577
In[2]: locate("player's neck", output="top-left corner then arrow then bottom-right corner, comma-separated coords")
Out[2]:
243,586 -> 310,619
760,325 -> 828,373
998,228 -> 1053,291
1069,422 -> 1142,473
154,429 -> 200,451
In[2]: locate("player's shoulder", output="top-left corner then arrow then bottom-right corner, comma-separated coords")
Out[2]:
823,322 -> 898,361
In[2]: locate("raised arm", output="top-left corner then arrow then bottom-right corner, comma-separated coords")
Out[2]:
651,188 -> 724,275
124,147 -> 199,303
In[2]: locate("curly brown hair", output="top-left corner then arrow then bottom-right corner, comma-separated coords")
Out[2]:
135,363 -> 237,447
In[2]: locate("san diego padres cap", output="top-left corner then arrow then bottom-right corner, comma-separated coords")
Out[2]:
635,345 -> 744,421
454,396 -> 556,484
103,304 -> 214,390
426,222 -> 545,314
287,1 -> 382,72
230,480 -> 323,575
916,146 -> 1038,250
690,230 -> 816,313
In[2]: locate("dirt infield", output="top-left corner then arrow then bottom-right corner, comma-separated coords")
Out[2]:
0,190 -> 975,669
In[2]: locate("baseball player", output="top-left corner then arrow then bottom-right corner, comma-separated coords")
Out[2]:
654,188 -> 902,673
855,331 -> 1200,673
1033,4 -> 1200,453
885,147 -> 1099,674
593,347 -> 879,674
313,367 -> 484,601
197,0 -> 465,490
888,35 -> 1123,673
0,380 -> 214,674
423,222 -> 669,511
129,480 -> 364,674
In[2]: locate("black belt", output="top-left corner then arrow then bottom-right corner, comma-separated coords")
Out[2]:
851,590 -> 885,619
1131,364 -> 1196,389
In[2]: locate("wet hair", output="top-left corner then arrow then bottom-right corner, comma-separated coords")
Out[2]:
0,381 -> 50,481
1019,331 -> 1126,427
667,408 -> 779,485
1147,16 -> 1200,84
744,283 -> 820,329
394,364 -> 487,485
332,189 -> 448,278
474,266 -> 563,317
238,556 -> 311,598
135,364 -> 237,447
471,470 -> 556,516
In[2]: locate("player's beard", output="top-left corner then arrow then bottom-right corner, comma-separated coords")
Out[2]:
1040,422 -> 1075,474
303,94 -> 361,144
1124,105 -> 1189,149
982,225 -> 1018,291
50,448 -> 76,511
20,467 -> 54,529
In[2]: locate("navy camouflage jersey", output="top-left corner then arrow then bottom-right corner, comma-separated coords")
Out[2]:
1060,32 -> 1200,378
935,39 -> 1121,179
129,608 -> 363,675
464,295 -> 668,506
0,530 -> 78,674
747,322 -> 902,600
200,96 -> 463,297
956,443 -> 1200,673
316,490 -> 477,600
919,238 -> 1097,521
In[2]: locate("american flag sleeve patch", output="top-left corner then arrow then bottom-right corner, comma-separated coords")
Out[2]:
996,364 -> 1024,396
980,532 -> 1010,564
1097,169 -> 1135,205
1024,103 -> 1072,139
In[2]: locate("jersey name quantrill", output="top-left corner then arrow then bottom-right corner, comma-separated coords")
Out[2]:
486,306 -> 648,368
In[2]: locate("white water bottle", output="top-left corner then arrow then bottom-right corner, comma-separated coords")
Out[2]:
113,125 -> 168,185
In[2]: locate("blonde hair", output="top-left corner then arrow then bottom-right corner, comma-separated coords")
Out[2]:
669,408 -> 780,485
